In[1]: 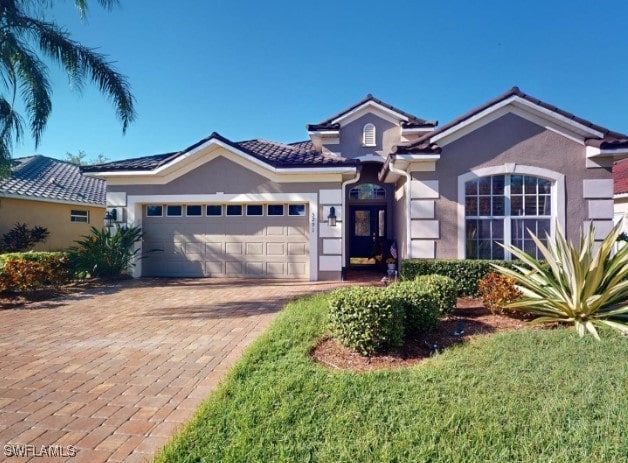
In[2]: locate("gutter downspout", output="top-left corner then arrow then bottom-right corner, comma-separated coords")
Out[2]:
388,159 -> 412,259
341,167 -> 362,269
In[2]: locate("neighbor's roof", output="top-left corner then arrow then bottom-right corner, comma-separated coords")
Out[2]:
307,94 -> 437,131
395,87 -> 628,154
614,159 -> 628,195
0,155 -> 106,205
81,132 -> 357,173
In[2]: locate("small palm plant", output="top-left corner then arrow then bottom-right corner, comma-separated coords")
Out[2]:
70,226 -> 142,278
494,222 -> 628,339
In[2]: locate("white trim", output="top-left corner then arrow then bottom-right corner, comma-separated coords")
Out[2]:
614,193 -> 628,200
84,139 -> 356,183
355,154 -> 385,163
127,193 -> 319,280
341,172 -> 361,266
432,95 -> 604,147
395,154 -> 441,162
388,161 -> 413,258
456,164 -> 566,259
362,123 -> 376,147
70,209 -> 90,224
330,100 -> 410,126
401,127 -> 435,134
0,192 -> 104,208
307,130 -> 340,137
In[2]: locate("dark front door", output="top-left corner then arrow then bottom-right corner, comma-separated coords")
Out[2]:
349,205 -> 386,264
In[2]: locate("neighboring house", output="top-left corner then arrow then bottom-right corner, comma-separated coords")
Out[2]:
613,158 -> 628,232
0,155 -> 105,250
82,87 -> 628,280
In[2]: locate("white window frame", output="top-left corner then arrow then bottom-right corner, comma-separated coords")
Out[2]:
70,209 -> 89,223
288,204 -> 306,216
457,164 -> 565,259
226,204 -> 243,216
185,204 -> 203,217
362,123 -> 376,147
206,204 -> 223,216
166,204 -> 183,217
246,204 -> 264,216
267,204 -> 285,216
146,205 -> 163,217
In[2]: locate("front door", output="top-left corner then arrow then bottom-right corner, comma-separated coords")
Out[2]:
349,205 -> 386,265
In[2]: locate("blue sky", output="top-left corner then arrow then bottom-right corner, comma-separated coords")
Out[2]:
12,0 -> 628,161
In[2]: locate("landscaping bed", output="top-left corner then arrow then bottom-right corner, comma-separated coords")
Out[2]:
156,294 -> 628,463
312,298 -> 531,371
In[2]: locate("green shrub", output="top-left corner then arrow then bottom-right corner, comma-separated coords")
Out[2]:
478,272 -> 522,314
415,274 -> 457,315
328,286 -> 405,356
0,252 -> 71,292
400,258 -> 519,297
383,280 -> 441,335
1,223 -> 50,252
69,226 -> 142,278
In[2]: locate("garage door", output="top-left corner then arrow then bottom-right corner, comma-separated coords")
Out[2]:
141,203 -> 309,278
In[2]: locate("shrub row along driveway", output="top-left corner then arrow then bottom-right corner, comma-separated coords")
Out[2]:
0,278 -> 344,462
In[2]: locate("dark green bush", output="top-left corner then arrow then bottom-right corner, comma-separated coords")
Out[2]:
383,280 -> 441,335
0,252 -> 71,291
1,223 -> 50,252
401,259 -> 519,297
414,274 -> 457,315
69,226 -> 142,277
328,286 -> 405,356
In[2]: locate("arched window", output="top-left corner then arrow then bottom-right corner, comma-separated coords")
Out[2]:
350,183 -> 386,200
465,174 -> 552,260
362,123 -> 376,147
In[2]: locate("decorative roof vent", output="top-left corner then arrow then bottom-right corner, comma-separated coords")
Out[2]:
363,123 -> 376,147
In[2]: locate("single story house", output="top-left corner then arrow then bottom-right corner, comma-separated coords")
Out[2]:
0,155 -> 105,250
83,87 -> 628,280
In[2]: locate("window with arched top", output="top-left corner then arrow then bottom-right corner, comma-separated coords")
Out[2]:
362,123 -> 376,146
349,183 -> 386,200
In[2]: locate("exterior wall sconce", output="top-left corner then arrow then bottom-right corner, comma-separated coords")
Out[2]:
327,206 -> 337,227
104,208 -> 117,229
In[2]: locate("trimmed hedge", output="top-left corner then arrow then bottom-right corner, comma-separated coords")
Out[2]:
328,286 -> 405,356
328,276 -> 453,355
0,252 -> 71,292
401,259 -> 519,297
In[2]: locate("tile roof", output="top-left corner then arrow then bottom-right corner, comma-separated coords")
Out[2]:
0,155 -> 106,205
613,159 -> 628,195
82,133 -> 356,173
307,94 -> 437,131
395,87 -> 628,154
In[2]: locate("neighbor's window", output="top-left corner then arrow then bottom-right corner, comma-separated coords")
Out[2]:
465,174 -> 552,260
267,204 -> 284,216
186,205 -> 202,216
206,205 -> 222,216
166,205 -> 182,216
349,183 -> 386,200
146,205 -> 163,217
362,123 -> 376,146
288,204 -> 306,216
70,210 -> 89,223
226,205 -> 243,216
246,204 -> 263,216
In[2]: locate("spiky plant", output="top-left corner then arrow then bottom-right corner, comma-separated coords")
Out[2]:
494,222 -> 628,339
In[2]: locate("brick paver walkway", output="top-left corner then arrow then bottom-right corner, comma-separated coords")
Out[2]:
0,278 -> 347,462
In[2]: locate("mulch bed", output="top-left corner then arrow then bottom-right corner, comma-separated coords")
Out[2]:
311,298 -> 536,372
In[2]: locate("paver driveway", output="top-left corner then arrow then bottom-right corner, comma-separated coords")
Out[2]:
0,278 -> 345,462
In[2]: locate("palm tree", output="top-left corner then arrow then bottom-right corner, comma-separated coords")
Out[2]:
0,0 -> 135,177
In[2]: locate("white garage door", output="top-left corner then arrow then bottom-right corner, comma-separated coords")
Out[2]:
141,203 -> 309,278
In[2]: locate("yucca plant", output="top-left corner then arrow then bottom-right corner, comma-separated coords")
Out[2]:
494,221 -> 628,339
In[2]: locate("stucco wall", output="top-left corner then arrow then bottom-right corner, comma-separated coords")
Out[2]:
322,113 -> 400,160
0,197 -> 104,250
393,177 -> 408,259
414,112 -> 611,258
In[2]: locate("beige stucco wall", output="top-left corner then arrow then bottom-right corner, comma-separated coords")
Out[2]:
614,197 -> 628,233
0,197 -> 105,251
414,112 -> 611,258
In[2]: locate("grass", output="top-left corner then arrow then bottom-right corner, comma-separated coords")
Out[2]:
156,295 -> 628,463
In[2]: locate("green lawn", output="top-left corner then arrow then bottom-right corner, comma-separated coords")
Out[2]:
156,295 -> 628,463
